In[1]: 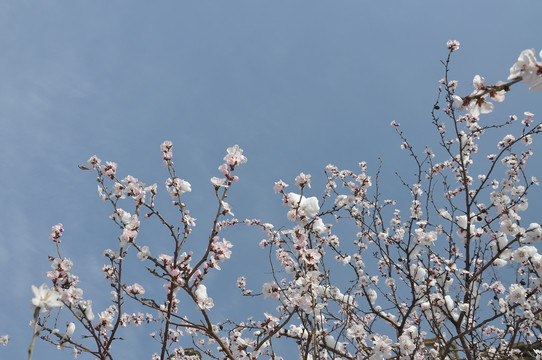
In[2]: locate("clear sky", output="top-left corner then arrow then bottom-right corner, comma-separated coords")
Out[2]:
1,1 -> 542,358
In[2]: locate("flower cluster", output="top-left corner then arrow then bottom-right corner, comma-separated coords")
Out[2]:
446,39 -> 460,52
31,283 -> 63,313
452,47 -> 542,118
23,44 -> 542,360
284,191 -> 320,224
509,48 -> 542,91
49,223 -> 64,243
112,209 -> 140,247
165,177 -> 192,199
195,284 -> 214,310
223,144 -> 247,167
160,140 -> 173,166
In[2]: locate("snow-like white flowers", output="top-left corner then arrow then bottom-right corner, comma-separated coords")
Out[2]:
286,193 -> 320,224
508,48 -> 542,91
456,215 -> 482,242
524,223 -> 542,243
62,322 -> 75,341
312,218 -> 326,234
371,334 -> 393,359
507,283 -> 527,305
398,326 -> 418,356
367,289 -> 377,305
31,284 -> 63,312
409,263 -> 427,282
490,232 -> 511,267
81,300 -> 95,322
512,246 -> 538,263
438,209 -> 453,221
195,284 -> 214,310
414,228 -> 438,246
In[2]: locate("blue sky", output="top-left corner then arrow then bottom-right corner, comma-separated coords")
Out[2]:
1,1 -> 542,358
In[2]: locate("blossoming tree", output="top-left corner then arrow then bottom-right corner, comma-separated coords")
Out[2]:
9,41 -> 542,359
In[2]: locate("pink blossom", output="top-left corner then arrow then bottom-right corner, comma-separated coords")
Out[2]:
223,144 -> 247,166
160,140 -> 173,153
137,245 -> 151,261
49,223 -> 64,243
236,276 -> 246,288
97,305 -> 117,334
262,282 -> 280,300
87,155 -> 101,169
126,283 -> 145,295
218,163 -> 229,176
294,172 -> 312,188
119,228 -> 138,247
160,140 -> 173,165
102,264 -> 115,279
273,180 -> 288,193
446,39 -> 460,51
165,177 -> 192,198
101,161 -> 118,179
212,238 -> 233,261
